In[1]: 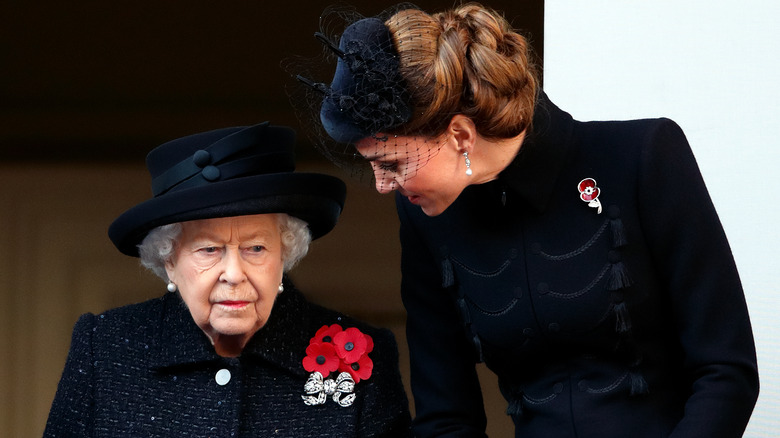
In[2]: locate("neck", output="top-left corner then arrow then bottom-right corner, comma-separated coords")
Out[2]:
209,332 -> 251,358
471,131 -> 526,184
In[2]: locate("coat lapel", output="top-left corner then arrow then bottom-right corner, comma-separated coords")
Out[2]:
240,287 -> 313,379
149,293 -> 218,369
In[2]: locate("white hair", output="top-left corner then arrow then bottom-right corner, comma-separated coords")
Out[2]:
137,214 -> 312,282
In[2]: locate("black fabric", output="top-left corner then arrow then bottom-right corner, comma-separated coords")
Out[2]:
108,123 -> 346,256
44,284 -> 412,437
398,93 -> 758,437
317,17 -> 411,144
149,124 -> 287,196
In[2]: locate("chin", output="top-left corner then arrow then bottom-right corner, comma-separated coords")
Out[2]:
213,319 -> 263,337
420,200 -> 452,217
421,207 -> 443,216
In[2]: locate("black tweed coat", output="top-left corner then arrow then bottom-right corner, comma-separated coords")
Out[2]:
44,282 -> 411,437
398,93 -> 759,437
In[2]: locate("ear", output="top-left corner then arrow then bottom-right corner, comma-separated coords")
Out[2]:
446,115 -> 477,154
164,259 -> 176,284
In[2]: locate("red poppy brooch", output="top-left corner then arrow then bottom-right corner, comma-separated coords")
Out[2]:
301,324 -> 374,407
578,178 -> 603,214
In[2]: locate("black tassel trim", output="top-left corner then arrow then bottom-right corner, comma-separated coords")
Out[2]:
472,333 -> 484,363
441,257 -> 454,288
457,298 -> 471,324
613,301 -> 632,333
629,370 -> 649,395
608,261 -> 633,290
506,398 -> 524,417
610,217 -> 628,248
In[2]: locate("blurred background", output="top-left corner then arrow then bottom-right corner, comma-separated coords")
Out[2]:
0,1 -> 542,436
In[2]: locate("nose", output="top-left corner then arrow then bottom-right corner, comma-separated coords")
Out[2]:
219,248 -> 247,286
372,169 -> 398,194
375,178 -> 397,194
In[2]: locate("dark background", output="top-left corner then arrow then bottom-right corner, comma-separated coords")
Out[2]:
1,0 -> 543,163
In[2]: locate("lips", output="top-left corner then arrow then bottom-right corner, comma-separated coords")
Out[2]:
400,190 -> 421,205
217,300 -> 250,310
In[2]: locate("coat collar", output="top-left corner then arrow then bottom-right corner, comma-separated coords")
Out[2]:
149,283 -> 312,378
497,91 -> 576,212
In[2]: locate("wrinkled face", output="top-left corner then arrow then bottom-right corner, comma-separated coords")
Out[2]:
355,134 -> 468,216
165,214 -> 284,349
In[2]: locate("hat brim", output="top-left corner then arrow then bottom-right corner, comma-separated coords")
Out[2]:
109,172 -> 346,257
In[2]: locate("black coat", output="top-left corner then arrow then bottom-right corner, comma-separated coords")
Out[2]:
398,94 -> 759,437
44,283 -> 411,437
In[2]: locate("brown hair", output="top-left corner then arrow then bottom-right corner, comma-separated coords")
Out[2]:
385,3 -> 539,139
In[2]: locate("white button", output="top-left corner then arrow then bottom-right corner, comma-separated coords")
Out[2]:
215,368 -> 231,386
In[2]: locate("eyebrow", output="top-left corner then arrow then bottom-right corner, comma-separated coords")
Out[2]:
186,227 -> 275,244
361,149 -> 396,162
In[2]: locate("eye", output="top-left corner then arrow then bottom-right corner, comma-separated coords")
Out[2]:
193,246 -> 222,261
376,161 -> 398,172
249,245 -> 265,253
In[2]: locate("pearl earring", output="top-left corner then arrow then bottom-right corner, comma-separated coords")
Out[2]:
463,152 -> 473,176
278,283 -> 284,293
167,282 -> 177,293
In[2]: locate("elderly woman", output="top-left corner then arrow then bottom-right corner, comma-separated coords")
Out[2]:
43,122 -> 411,437
291,3 -> 759,438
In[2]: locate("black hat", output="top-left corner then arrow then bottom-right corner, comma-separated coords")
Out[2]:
318,17 -> 412,144
108,122 -> 346,257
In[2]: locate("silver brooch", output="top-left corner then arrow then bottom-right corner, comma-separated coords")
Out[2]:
301,371 -> 356,407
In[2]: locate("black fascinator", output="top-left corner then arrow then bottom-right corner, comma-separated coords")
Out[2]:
284,4 -> 422,177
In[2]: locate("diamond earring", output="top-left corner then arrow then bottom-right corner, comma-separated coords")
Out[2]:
463,152 -> 473,176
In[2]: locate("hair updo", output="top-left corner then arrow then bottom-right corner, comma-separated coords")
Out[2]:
385,3 -> 539,139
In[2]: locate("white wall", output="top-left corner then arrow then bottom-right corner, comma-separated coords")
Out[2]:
544,1 -> 780,436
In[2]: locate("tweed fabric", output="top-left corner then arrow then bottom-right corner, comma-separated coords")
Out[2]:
398,93 -> 758,437
44,283 -> 411,437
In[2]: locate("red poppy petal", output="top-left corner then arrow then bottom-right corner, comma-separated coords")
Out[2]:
313,325 -> 330,338
339,355 -> 374,383
338,361 -> 358,382
357,356 -> 374,381
312,324 -> 343,344
578,178 -> 596,192
303,342 -> 341,375
334,328 -> 369,363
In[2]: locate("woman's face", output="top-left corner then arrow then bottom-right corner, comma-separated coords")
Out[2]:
355,134 -> 469,216
165,214 -> 284,354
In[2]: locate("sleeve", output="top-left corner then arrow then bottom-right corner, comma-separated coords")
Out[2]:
356,328 -> 413,438
396,194 -> 488,438
43,313 -> 97,437
636,119 -> 759,437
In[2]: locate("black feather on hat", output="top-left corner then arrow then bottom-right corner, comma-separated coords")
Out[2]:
108,122 -> 346,257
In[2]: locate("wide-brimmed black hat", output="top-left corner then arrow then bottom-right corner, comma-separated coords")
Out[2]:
109,122 -> 346,257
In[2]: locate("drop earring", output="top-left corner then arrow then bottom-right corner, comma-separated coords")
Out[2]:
278,282 -> 284,293
167,282 -> 177,293
463,152 -> 473,176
